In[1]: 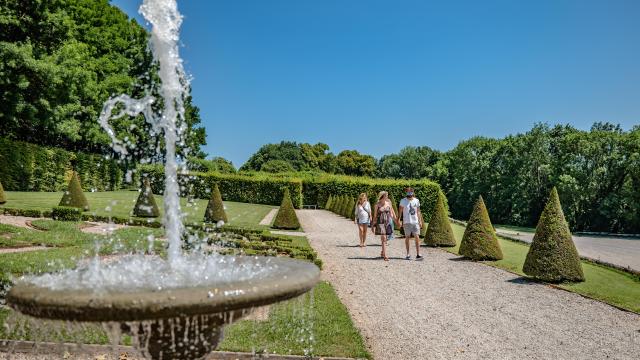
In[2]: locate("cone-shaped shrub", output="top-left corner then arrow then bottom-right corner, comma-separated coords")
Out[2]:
331,195 -> 340,213
349,198 -> 357,220
338,195 -> 348,216
523,187 -> 584,282
459,195 -> 503,260
389,195 -> 399,218
340,196 -> 349,217
0,180 -> 6,204
273,188 -> 301,229
58,171 -> 89,211
204,184 -> 228,223
424,192 -> 456,247
325,194 -> 334,210
344,197 -> 354,218
133,179 -> 160,218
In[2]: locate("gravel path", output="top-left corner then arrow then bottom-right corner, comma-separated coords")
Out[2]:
0,215 -> 41,230
299,210 -> 640,360
494,228 -> 640,272
259,208 -> 278,225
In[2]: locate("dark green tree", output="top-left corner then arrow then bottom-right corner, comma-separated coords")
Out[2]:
459,196 -> 503,260
260,159 -> 295,173
273,188 -> 301,229
133,178 -> 160,217
424,192 -> 456,247
204,184 -> 227,223
59,171 -> 89,210
523,187 -> 584,282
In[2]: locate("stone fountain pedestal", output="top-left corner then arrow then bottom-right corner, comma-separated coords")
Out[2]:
7,256 -> 320,360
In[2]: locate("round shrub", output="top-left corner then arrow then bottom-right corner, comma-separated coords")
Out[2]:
133,178 -> 160,218
273,188 -> 301,230
424,192 -> 456,247
204,184 -> 228,223
459,195 -> 503,260
58,171 -> 89,211
523,187 -> 584,282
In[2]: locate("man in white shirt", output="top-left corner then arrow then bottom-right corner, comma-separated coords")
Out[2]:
398,187 -> 424,260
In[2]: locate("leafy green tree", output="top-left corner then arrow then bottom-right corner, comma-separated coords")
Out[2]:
261,159 -> 295,173
378,146 -> 445,179
334,150 -> 376,177
189,156 -> 236,173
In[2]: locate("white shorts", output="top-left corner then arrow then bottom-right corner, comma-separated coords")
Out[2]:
403,223 -> 421,237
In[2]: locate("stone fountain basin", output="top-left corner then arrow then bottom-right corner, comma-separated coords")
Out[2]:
6,256 -> 320,323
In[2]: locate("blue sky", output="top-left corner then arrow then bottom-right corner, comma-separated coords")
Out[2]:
111,0 -> 639,167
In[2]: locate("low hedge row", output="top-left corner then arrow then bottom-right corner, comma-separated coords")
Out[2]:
0,207 -> 162,228
0,138 -> 125,192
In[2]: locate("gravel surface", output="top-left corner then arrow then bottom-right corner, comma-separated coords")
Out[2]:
259,208 -> 278,225
0,215 -> 40,230
298,210 -> 640,360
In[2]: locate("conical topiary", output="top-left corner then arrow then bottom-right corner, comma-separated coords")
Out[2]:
389,195 -> 399,218
344,197 -> 354,218
204,184 -> 227,223
58,171 -> 89,211
523,187 -> 584,282
0,180 -> 6,204
331,195 -> 340,213
338,195 -> 347,216
424,192 -> 456,247
325,194 -> 334,210
133,178 -> 160,218
459,195 -> 503,260
350,198 -> 357,220
273,188 -> 301,229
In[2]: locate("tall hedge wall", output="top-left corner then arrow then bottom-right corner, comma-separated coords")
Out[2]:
301,174 -> 445,223
139,166 -> 444,219
138,165 -> 304,208
0,138 -> 125,192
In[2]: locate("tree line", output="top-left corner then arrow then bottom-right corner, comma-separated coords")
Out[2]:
239,123 -> 640,233
0,0 -> 206,162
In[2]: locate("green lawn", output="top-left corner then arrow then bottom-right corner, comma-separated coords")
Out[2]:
448,223 -> 640,313
220,281 -> 370,358
1,191 -> 275,228
493,224 -> 535,233
0,220 -> 368,358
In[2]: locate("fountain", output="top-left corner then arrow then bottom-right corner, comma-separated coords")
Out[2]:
5,0 -> 319,359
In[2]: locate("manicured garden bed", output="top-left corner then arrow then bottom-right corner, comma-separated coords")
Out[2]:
0,191 -> 276,228
447,222 -> 640,313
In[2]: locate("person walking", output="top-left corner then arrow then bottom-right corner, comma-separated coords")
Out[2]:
354,193 -> 371,247
372,191 -> 399,261
398,187 -> 424,260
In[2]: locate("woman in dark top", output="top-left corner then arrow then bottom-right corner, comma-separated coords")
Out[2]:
371,191 -> 399,261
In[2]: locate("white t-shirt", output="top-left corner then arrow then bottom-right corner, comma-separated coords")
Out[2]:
355,201 -> 371,223
399,197 -> 420,224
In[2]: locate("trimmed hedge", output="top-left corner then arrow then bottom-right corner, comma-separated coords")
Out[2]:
138,164 -> 304,209
272,188 -> 301,230
0,138 -> 125,192
424,192 -> 456,247
459,195 -> 503,260
523,187 -> 584,282
52,206 -> 82,221
204,184 -> 227,223
133,179 -> 160,218
59,171 -> 90,210
139,166 -> 445,221
0,180 -> 5,204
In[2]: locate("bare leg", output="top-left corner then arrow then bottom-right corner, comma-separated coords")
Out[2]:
414,234 -> 421,256
381,235 -> 388,260
405,235 -> 411,256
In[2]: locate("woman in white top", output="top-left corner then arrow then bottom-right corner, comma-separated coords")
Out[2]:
354,193 -> 372,247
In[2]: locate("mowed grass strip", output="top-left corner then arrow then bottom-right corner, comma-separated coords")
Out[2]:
220,281 -> 371,359
1,191 -> 276,228
447,223 -> 640,313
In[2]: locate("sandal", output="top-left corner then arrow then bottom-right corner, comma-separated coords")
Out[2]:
383,256 -> 389,261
